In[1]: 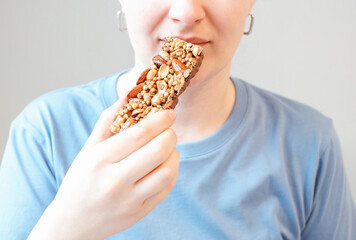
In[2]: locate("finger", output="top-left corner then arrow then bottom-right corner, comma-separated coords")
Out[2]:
140,182 -> 175,214
126,186 -> 173,230
117,129 -> 178,183
85,95 -> 128,147
98,109 -> 176,163
132,148 -> 179,200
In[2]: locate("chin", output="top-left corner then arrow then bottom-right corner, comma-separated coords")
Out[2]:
187,70 -> 206,86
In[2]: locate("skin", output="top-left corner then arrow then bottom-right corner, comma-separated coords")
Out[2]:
29,0 -> 255,239
118,0 -> 255,142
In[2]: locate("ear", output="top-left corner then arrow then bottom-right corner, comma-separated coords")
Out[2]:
248,0 -> 256,14
118,0 -> 124,10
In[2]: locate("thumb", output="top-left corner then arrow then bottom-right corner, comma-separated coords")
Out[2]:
85,94 -> 128,147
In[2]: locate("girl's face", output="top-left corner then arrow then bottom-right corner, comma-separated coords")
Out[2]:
120,0 -> 255,83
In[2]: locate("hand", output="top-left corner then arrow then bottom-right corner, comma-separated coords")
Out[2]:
28,97 -> 179,240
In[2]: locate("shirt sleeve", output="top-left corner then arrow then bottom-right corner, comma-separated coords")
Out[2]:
301,125 -> 356,239
0,119 -> 57,239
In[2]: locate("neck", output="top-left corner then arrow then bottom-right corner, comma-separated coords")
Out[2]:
117,65 -> 236,143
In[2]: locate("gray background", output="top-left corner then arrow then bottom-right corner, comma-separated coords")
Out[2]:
1,0 -> 355,200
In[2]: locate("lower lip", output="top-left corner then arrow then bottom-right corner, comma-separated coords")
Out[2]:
196,42 -> 209,47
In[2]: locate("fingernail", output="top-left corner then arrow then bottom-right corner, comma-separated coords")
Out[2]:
168,110 -> 176,121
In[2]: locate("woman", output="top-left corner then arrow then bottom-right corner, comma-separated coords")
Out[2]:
1,0 -> 355,239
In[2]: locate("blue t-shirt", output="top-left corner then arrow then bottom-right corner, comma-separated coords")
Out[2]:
0,72 -> 355,239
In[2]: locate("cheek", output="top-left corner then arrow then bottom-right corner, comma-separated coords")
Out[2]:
125,9 -> 155,40
123,0 -> 166,35
214,5 -> 247,44
209,9 -> 247,63
124,2 -> 168,63
213,1 -> 249,34
194,5 -> 248,79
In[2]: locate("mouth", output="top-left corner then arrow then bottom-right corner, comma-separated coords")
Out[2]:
159,36 -> 210,47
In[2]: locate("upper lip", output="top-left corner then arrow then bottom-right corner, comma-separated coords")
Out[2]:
160,36 -> 210,45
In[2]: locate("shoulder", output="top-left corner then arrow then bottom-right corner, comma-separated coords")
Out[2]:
13,73 -> 119,137
240,80 -> 334,152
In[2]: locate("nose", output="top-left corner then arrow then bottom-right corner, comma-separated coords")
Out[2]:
168,0 -> 205,25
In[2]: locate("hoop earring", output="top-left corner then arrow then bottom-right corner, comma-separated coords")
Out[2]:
244,14 -> 254,35
117,10 -> 127,32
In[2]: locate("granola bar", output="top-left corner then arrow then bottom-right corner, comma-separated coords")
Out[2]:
110,37 -> 204,133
